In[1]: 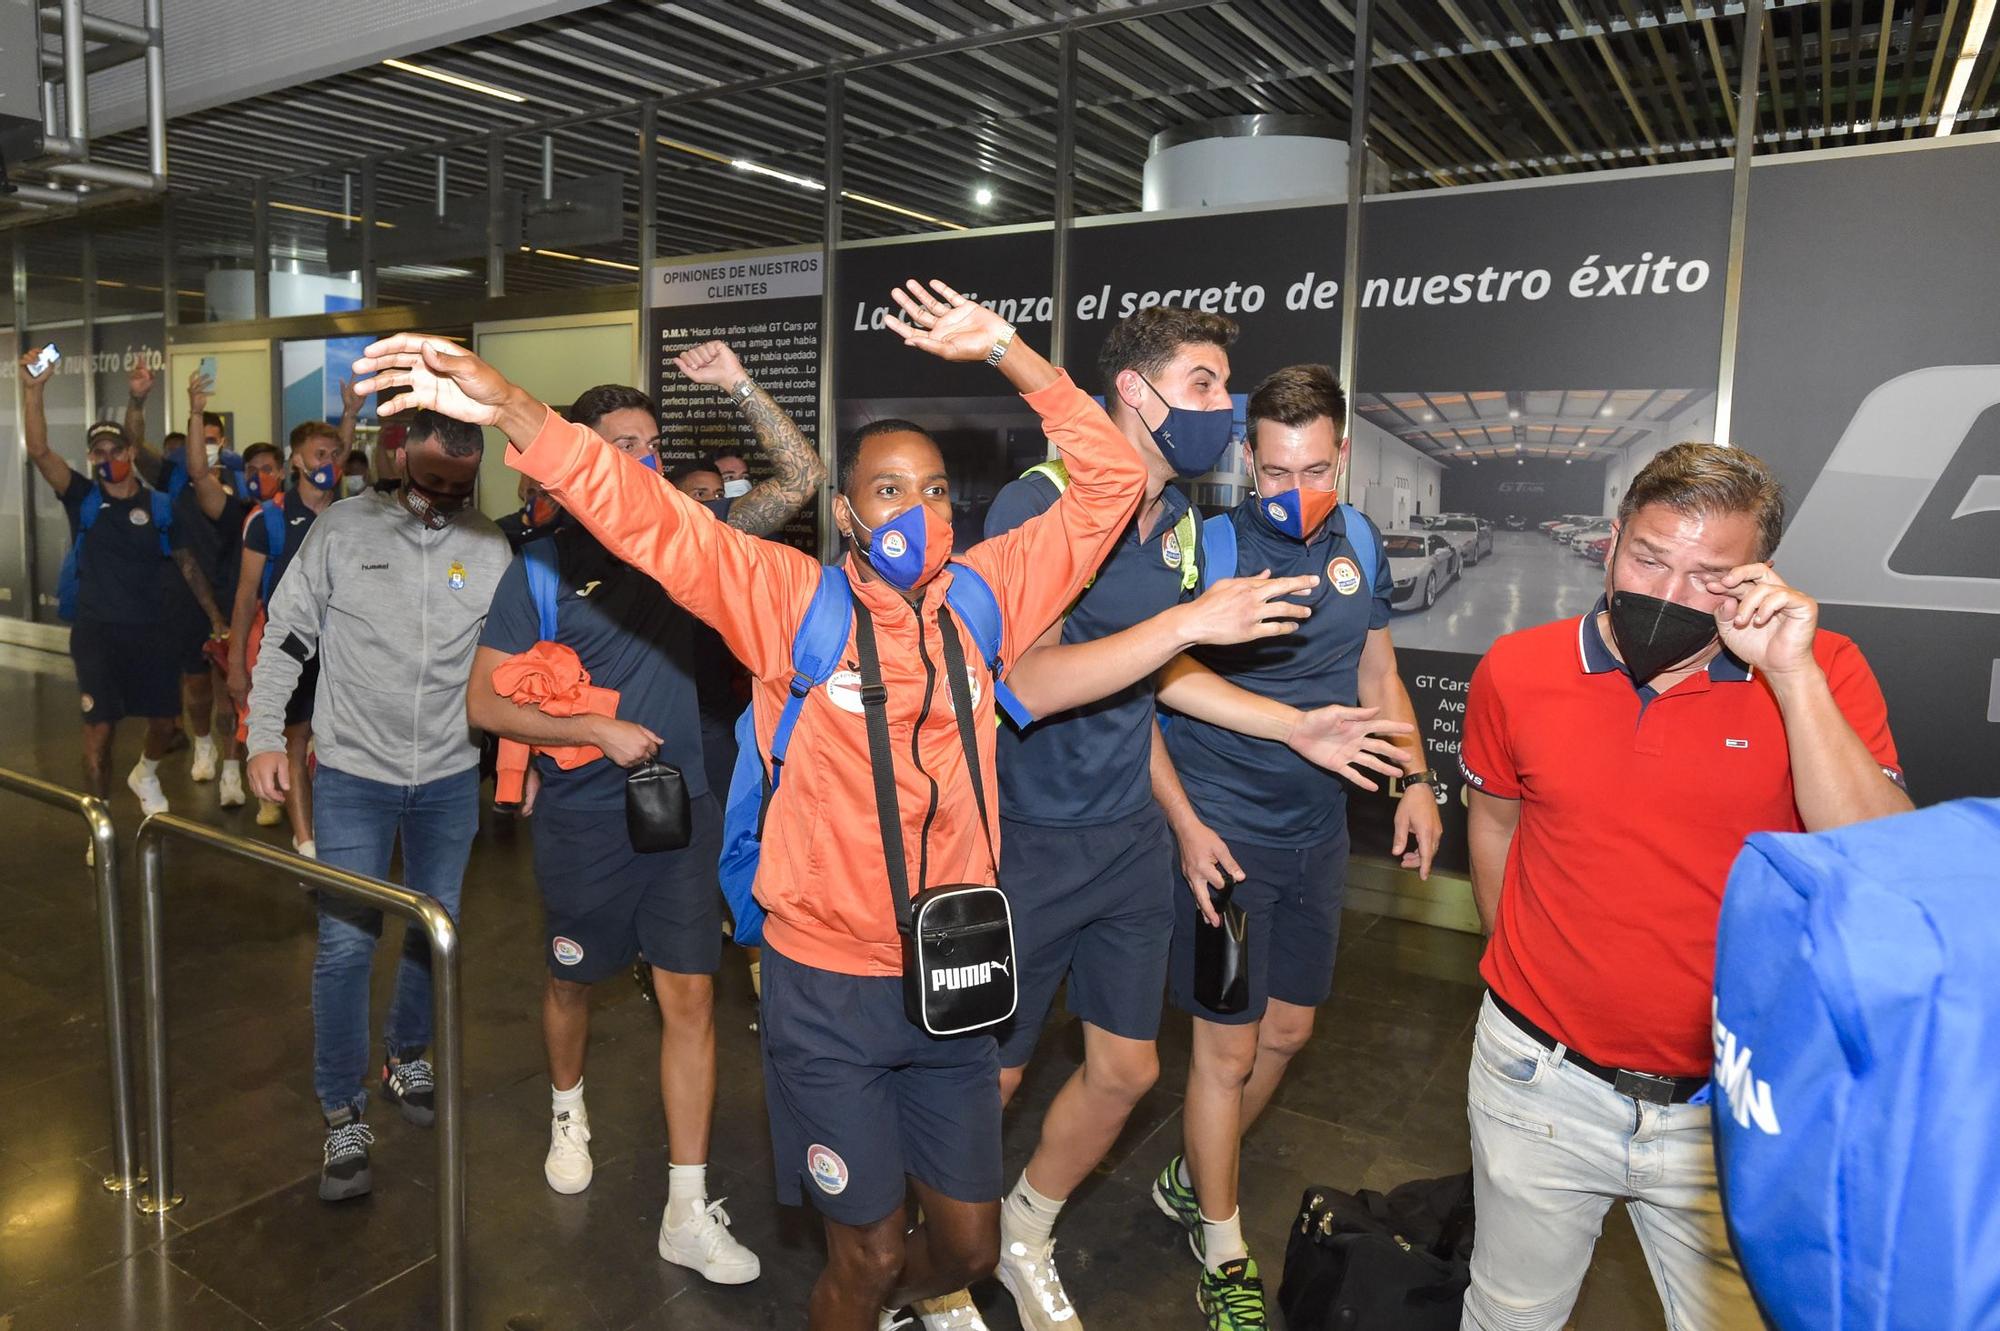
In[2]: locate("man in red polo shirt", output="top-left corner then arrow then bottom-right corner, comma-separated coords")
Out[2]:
1458,441 -> 1909,1331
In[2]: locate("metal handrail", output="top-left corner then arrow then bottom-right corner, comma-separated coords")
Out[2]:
0,768 -> 141,1193
134,813 -> 465,1331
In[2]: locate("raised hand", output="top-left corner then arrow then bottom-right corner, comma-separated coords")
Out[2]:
1701,564 -> 1818,680
18,351 -> 48,391
1284,704 -> 1413,793
351,335 -> 513,426
1182,571 -> 1316,646
673,340 -> 749,390
187,368 -> 211,411
128,362 -> 155,399
338,376 -> 366,416
883,279 -> 1010,362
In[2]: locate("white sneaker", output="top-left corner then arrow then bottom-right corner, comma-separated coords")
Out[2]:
657,1198 -> 761,1285
218,765 -> 246,808
543,1110 -> 592,1194
997,1235 -> 1081,1329
190,738 -> 218,782
256,799 -> 283,827
127,763 -> 169,816
912,1290 -> 991,1329
879,1313 -> 916,1331
293,839 -> 317,859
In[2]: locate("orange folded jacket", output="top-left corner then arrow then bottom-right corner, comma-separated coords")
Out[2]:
491,641 -> 621,803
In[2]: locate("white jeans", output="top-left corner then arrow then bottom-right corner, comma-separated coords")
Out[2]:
1460,994 -> 1760,1331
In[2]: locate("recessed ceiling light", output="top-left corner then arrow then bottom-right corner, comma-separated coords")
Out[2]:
1600,405 -> 1614,417
1421,412 -> 1434,421
1507,408 -> 1520,419
974,185 -> 995,206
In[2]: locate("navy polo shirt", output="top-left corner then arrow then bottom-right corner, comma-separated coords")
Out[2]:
1164,499 -> 1392,848
479,523 -> 707,812
243,489 -> 321,600
59,473 -> 175,625
987,474 -> 1202,827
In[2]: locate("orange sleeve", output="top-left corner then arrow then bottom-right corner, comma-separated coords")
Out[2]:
960,373 -> 1146,669
507,408 -> 822,683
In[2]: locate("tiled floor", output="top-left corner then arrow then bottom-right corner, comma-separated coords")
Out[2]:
0,646 -> 1664,1329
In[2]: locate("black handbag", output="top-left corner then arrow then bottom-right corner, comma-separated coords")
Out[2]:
625,760 -> 691,853
1279,1173 -> 1475,1331
1193,883 -> 1250,1014
853,595 -> 1016,1037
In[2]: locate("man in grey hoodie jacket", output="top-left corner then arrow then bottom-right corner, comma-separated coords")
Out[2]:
245,408 -> 513,1202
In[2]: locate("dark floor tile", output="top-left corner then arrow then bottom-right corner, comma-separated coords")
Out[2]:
0,1158 -> 168,1313
85,1079 -> 324,1233
0,1248 -> 263,1331
160,1170 -> 436,1328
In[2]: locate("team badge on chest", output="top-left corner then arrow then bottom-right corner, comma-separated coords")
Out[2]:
1328,556 -> 1362,596
1161,527 -> 1183,569
447,560 -> 466,591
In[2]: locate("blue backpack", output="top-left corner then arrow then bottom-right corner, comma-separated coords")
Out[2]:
252,500 -> 290,603
523,536 -> 562,640
1198,501 -> 1379,594
56,485 -> 174,622
716,562 -> 1028,946
1712,798 -> 2000,1331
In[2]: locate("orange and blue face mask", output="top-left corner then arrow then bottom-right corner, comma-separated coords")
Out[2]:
1254,483 -> 1340,541
852,502 -> 954,591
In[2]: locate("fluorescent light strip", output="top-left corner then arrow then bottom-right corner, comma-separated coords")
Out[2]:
1936,0 -> 1997,136
658,136 -> 963,230
382,57 -> 527,105
269,199 -> 396,229
840,189 -> 967,231
731,158 -> 826,191
519,246 -> 640,273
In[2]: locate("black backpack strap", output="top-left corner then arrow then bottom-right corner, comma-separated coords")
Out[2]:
851,596 -> 914,936
935,604 -> 998,880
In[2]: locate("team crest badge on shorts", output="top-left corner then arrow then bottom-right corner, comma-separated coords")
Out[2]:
1328,556 -> 1362,596
551,936 -> 585,966
128,507 -> 151,526
447,560 -> 466,591
1161,527 -> 1183,569
79,693 -> 94,714
807,1143 -> 849,1195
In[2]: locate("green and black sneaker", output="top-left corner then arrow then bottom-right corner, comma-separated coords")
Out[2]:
1197,1257 -> 1268,1329
1150,1153 -> 1205,1262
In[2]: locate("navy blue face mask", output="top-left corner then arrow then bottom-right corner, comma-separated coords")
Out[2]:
1136,372 -> 1236,478
701,497 -> 733,521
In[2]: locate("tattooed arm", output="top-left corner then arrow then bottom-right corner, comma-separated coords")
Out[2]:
173,547 -> 228,633
670,340 -> 826,539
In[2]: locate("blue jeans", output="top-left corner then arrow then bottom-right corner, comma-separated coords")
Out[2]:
310,764 -> 479,1118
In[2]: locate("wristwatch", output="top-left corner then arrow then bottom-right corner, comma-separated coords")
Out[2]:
729,378 -> 756,404
1398,768 -> 1440,791
985,323 -> 1016,366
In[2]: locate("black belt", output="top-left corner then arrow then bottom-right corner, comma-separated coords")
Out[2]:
1488,991 -> 1707,1106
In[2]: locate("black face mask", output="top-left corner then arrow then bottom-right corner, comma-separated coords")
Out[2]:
400,479 -> 474,530
1607,590 -> 1719,686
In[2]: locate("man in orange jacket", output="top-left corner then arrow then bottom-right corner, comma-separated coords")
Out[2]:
355,280 -> 1148,1331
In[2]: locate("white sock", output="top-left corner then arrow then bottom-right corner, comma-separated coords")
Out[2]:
552,1080 -> 585,1122
1176,1157 -> 1192,1190
667,1161 -> 707,1229
222,758 -> 241,778
1003,1173 -> 1065,1251
1201,1209 -> 1249,1271
194,734 -> 216,755
138,756 -> 160,778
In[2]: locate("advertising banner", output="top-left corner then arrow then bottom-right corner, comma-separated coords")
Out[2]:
652,246 -> 824,553
1731,138 -> 2000,808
